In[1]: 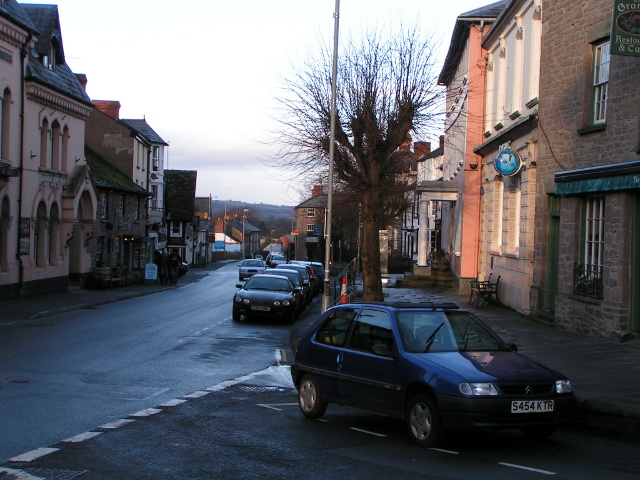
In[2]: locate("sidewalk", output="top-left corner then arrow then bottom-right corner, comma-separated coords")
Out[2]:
2,266 -> 639,439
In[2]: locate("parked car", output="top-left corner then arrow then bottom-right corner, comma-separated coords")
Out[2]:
291,302 -> 577,448
261,269 -> 305,318
275,263 -> 313,304
266,254 -> 287,268
233,274 -> 297,322
238,259 -> 267,280
178,262 -> 189,277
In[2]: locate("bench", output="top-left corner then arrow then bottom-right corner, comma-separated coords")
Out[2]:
469,274 -> 501,308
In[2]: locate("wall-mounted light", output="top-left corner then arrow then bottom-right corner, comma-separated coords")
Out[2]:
469,163 -> 478,170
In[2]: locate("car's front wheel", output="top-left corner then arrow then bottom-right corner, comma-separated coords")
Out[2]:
232,307 -> 241,322
298,374 -> 327,419
406,394 -> 444,448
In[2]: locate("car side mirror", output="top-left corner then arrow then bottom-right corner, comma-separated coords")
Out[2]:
371,344 -> 395,359
509,343 -> 518,352
236,284 -> 243,289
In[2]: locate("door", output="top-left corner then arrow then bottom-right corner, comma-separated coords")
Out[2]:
338,308 -> 402,415
631,194 -> 640,333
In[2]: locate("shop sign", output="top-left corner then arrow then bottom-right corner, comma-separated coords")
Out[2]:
494,150 -> 523,176
611,0 -> 640,57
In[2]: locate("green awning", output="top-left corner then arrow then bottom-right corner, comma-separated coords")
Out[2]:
555,173 -> 640,195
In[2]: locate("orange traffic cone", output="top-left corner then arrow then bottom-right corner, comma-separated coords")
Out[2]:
339,276 -> 348,304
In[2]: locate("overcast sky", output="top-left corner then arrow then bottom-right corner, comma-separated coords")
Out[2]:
24,0 -> 496,206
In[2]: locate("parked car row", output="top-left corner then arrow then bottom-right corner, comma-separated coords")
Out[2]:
233,259 -> 326,323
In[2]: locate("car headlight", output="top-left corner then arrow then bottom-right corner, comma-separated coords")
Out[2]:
459,383 -> 499,396
555,380 -> 572,393
234,296 -> 242,303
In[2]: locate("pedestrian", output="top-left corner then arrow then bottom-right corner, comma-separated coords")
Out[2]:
169,249 -> 180,284
160,251 -> 170,284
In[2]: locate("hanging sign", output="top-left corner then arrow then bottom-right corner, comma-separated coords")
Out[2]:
611,0 -> 640,57
494,150 -> 523,176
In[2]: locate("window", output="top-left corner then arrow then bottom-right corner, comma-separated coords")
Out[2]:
307,208 -> 315,218
100,194 -> 107,220
574,197 -> 605,298
152,146 -> 160,171
315,308 -> 356,347
0,88 -> 11,160
347,309 -> 394,353
151,185 -> 159,210
306,224 -> 314,234
592,41 -> 610,124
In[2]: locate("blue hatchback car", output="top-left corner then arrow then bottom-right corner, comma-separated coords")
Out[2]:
291,302 -> 577,447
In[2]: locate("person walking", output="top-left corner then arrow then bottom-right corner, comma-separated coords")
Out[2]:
168,249 -> 180,284
160,251 -> 170,284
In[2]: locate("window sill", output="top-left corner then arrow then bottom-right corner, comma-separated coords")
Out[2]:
568,292 -> 602,304
578,123 -> 606,136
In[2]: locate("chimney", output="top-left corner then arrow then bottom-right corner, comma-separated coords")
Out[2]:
311,185 -> 324,196
414,142 -> 431,158
439,135 -> 445,148
93,100 -> 121,120
75,73 -> 87,91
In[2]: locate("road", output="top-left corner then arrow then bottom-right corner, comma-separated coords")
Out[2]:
1,262 -> 639,479
0,262 -> 291,462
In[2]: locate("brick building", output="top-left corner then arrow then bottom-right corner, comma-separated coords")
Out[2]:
532,0 -> 640,341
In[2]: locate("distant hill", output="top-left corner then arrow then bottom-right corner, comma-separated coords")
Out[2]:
211,200 -> 294,222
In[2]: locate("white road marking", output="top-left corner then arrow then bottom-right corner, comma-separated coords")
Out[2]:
350,427 -> 387,437
100,419 -> 136,429
129,408 -> 162,417
429,448 -> 459,454
257,402 -> 298,411
0,467 -> 44,479
9,448 -> 59,462
499,462 -> 556,475
62,431 -> 103,443
159,399 -> 188,407
183,390 -> 210,399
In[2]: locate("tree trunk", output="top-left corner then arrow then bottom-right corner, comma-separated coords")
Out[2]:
360,194 -> 384,302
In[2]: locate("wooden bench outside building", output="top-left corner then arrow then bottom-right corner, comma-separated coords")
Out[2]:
468,274 -> 501,308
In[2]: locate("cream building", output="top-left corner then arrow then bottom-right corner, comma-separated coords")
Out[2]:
473,0 -> 542,312
0,2 -> 96,298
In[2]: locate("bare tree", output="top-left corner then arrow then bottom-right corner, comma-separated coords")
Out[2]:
270,25 -> 443,301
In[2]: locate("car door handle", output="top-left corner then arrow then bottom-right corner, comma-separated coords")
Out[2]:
336,352 -> 343,366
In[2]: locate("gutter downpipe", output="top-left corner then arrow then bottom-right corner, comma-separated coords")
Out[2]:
16,32 -> 34,297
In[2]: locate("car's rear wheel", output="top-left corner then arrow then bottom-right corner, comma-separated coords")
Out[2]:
298,374 -> 327,419
521,425 -> 555,440
406,394 -> 444,448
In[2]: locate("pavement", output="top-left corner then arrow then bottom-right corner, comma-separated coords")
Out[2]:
1,262 -> 639,440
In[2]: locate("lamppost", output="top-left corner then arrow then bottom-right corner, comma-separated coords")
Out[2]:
242,208 -> 248,259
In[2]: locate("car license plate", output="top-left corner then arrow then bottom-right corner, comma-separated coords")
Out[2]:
511,400 -> 554,413
251,306 -> 270,311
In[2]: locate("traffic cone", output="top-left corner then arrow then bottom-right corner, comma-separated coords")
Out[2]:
339,275 -> 348,304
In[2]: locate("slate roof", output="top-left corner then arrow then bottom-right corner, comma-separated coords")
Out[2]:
227,219 -> 260,234
85,147 -> 150,196
120,119 -> 168,146
0,0 -> 36,32
438,0 -> 508,85
295,193 -> 327,209
164,170 -> 197,221
20,4 -> 92,105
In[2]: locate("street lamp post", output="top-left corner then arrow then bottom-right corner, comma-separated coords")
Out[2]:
322,0 -> 340,313
242,208 -> 248,259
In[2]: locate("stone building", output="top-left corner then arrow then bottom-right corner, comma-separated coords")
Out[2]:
293,186 -> 326,262
0,1 -> 96,298
164,170 -> 197,265
533,0 -> 640,341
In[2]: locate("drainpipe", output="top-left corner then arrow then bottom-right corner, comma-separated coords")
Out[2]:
16,32 -> 34,297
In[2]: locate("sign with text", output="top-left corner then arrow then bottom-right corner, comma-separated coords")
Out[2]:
611,0 -> 640,57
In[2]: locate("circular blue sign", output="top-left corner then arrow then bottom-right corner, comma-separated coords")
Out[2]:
494,150 -> 523,176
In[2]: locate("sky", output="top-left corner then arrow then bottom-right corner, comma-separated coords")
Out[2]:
24,0 -> 497,206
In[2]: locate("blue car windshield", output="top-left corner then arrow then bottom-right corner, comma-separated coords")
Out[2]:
244,277 -> 291,292
396,311 -> 510,353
